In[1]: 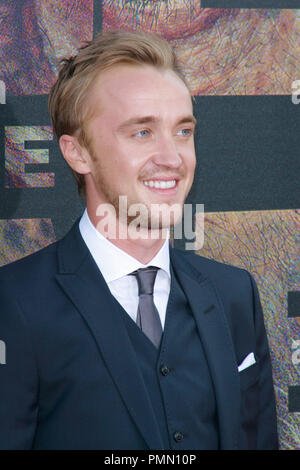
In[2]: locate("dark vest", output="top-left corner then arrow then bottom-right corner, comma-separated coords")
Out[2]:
121,262 -> 219,450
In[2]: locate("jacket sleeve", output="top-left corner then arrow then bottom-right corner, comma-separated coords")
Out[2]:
0,282 -> 39,449
248,272 -> 279,449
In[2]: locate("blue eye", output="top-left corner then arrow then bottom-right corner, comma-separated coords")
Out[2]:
135,129 -> 149,138
177,128 -> 192,136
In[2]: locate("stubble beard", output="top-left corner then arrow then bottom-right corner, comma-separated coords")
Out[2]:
89,138 -> 188,237
94,167 -> 185,237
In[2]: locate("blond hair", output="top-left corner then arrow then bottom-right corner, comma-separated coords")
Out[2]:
48,30 -> 188,197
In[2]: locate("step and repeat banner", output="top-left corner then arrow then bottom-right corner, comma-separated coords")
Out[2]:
0,0 -> 299,449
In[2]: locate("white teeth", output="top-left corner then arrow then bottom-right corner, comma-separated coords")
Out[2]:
143,180 -> 176,189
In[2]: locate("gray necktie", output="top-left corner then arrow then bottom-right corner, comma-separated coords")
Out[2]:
131,266 -> 162,348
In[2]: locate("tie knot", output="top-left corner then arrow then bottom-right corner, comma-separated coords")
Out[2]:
131,266 -> 159,296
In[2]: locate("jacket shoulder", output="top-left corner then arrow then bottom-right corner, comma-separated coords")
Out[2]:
0,241 -> 58,281
173,248 -> 250,282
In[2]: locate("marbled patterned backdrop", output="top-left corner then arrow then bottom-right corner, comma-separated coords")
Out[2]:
196,209 -> 300,449
0,0 -> 299,449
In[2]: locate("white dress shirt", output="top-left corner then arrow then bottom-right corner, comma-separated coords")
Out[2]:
79,209 -> 171,329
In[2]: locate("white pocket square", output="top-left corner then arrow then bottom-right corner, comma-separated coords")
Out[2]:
238,352 -> 256,372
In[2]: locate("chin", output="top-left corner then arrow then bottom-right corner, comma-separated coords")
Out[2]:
148,207 -> 183,231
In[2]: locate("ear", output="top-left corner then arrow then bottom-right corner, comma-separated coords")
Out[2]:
59,134 -> 91,175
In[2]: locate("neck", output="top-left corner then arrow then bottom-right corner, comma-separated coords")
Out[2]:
86,206 -> 168,265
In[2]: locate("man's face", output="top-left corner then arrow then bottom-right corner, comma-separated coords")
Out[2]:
83,64 -> 196,231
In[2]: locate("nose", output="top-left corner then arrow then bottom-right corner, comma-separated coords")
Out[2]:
152,133 -> 182,169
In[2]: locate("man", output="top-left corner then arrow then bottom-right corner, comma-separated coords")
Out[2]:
0,30 -> 278,450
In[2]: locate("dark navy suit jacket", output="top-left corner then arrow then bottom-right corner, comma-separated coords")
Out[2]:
0,221 -> 278,449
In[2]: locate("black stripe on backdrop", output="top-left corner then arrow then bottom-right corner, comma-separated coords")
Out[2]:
202,1 -> 300,8
93,0 -> 103,37
189,95 -> 300,213
1,93 -> 299,241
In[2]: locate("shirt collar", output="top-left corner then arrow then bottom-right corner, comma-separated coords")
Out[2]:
79,209 -> 170,283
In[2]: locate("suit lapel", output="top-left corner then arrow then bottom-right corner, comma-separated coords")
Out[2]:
55,222 -> 240,449
55,222 -> 164,450
170,248 -> 240,450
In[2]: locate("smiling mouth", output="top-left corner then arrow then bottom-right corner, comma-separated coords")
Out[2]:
143,179 -> 177,189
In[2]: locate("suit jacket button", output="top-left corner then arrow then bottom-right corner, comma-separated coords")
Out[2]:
160,365 -> 170,376
173,431 -> 184,442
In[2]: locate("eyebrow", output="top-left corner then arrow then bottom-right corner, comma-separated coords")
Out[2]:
117,114 -> 197,131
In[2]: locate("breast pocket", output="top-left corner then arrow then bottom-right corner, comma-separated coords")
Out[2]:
239,361 -> 259,392
239,361 -> 260,449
